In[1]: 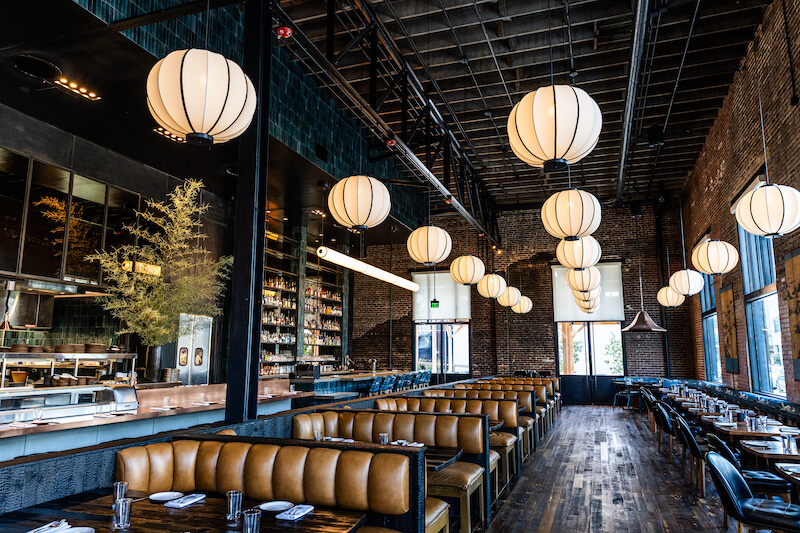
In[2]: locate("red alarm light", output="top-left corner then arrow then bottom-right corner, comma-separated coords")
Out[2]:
277,27 -> 293,39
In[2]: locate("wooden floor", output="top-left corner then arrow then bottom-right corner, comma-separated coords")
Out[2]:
487,405 -> 742,533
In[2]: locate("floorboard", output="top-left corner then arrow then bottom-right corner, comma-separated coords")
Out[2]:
486,405 -> 757,533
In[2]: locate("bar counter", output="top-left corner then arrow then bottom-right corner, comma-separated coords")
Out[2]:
0,380 -> 313,462
291,369 -> 418,398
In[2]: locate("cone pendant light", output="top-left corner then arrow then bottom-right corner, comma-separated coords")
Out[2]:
623,221 -> 666,333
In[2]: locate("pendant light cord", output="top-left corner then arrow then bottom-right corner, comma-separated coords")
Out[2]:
203,0 -> 211,50
756,76 -> 771,185
547,0 -> 554,86
666,244 -> 672,277
679,204 -> 688,269
638,248 -> 644,310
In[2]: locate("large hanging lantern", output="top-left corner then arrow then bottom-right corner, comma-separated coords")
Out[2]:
735,184 -> 800,237
507,85 -> 602,171
541,189 -> 602,239
691,239 -> 739,275
573,287 -> 600,301
580,304 -> 599,314
477,273 -> 507,299
147,49 -> 256,146
669,269 -> 704,296
556,236 -> 601,269
566,266 -> 601,292
450,255 -> 486,285
407,226 -> 452,265
657,286 -> 685,307
511,296 -> 533,314
497,286 -> 522,307
576,298 -> 599,310
327,175 -> 391,229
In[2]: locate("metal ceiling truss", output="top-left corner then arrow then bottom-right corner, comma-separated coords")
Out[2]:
273,0 -> 501,244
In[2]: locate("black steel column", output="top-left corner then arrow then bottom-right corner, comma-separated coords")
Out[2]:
655,209 -> 671,378
225,0 -> 272,422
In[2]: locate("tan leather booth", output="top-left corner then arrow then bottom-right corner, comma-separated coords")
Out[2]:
116,436 -> 425,533
292,409 -> 493,529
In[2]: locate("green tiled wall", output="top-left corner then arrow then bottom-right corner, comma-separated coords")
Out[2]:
71,0 -> 426,229
2,299 -> 119,347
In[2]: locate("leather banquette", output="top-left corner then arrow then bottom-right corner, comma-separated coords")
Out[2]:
116,439 -> 412,526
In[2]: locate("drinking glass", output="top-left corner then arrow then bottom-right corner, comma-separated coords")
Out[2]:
226,490 -> 242,522
759,415 -> 768,429
379,432 -> 389,445
114,497 -> 133,528
783,435 -> 792,452
200,393 -> 207,404
290,385 -> 296,393
109,401 -> 118,414
242,508 -> 261,533
32,408 -> 43,422
163,396 -> 171,408
313,430 -> 323,442
112,481 -> 128,510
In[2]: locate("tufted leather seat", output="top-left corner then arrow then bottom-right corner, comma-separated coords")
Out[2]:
706,451 -> 800,532
427,461 -> 484,490
116,440 -> 410,517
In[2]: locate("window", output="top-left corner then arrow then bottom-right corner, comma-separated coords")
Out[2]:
700,272 -> 716,314
0,148 -> 28,273
738,224 -> 784,396
414,322 -> 470,374
557,321 -> 623,376
703,314 -> 722,383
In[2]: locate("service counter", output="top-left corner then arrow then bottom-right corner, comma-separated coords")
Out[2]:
0,379 -> 313,462
290,369 -> 418,399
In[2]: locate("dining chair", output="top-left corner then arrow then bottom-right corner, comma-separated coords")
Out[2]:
368,376 -> 383,396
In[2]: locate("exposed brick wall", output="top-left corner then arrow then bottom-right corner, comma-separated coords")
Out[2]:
353,204 -> 694,378
683,0 -> 800,401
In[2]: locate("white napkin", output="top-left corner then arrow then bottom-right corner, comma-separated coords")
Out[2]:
408,442 -> 425,447
164,493 -> 205,508
276,504 -> 314,520
25,521 -> 71,533
150,407 -> 172,412
9,422 -> 36,428
742,441 -> 771,448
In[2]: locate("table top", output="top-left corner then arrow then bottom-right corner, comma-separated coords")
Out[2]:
740,440 -> 800,460
425,446 -> 463,471
710,419 -> 788,437
0,490 -> 367,533
774,463 -> 800,485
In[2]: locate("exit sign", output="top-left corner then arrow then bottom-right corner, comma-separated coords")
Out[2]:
430,299 -> 439,308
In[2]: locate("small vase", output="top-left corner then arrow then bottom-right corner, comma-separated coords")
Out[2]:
146,345 -> 163,382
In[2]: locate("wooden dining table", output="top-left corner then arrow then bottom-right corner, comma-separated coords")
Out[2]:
425,446 -> 464,471
0,489 -> 367,533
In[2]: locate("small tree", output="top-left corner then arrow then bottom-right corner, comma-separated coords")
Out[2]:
86,179 -> 232,347
603,332 -> 624,375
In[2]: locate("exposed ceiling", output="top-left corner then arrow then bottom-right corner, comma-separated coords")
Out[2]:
280,0 -> 769,210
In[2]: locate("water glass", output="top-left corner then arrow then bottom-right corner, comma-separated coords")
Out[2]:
112,481 -> 128,510
226,490 -> 242,521
290,384 -> 296,392
114,497 -> 133,528
783,435 -> 792,452
32,408 -> 43,422
200,393 -> 207,404
379,432 -> 389,445
109,401 -> 117,414
759,415 -> 768,429
242,508 -> 261,533
313,430 -> 323,442
163,396 -> 171,408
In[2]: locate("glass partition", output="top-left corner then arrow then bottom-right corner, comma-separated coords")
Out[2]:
64,175 -> 106,283
21,162 -> 70,278
0,149 -> 28,273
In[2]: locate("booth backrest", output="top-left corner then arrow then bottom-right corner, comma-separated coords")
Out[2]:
454,383 -> 534,393
115,440 -> 409,515
422,389 -> 534,413
293,411 -> 484,455
374,397 -> 519,429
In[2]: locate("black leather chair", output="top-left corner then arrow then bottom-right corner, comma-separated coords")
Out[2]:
675,416 -> 709,496
640,389 -> 657,433
705,451 -> 800,533
655,402 -> 681,462
706,434 -> 791,503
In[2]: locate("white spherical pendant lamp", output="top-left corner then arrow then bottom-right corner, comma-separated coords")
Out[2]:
507,85 -> 602,171
573,287 -> 601,301
657,286 -> 685,307
407,226 -> 452,265
541,189 -> 602,239
735,184 -> 800,237
691,239 -> 739,275
450,255 -> 485,285
327,175 -> 391,229
477,273 -> 507,299
147,49 -> 256,146
497,286 -> 522,307
576,298 -> 599,310
512,296 -> 533,314
566,266 -> 601,292
580,304 -> 599,314
669,269 -> 704,296
556,236 -> 601,269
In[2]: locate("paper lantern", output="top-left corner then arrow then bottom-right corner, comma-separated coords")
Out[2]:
541,189 -> 602,239
691,239 -> 739,275
327,175 -> 391,229
477,274 -> 507,299
507,85 -> 602,171
580,304 -> 599,314
512,296 -> 533,314
735,184 -> 800,237
147,49 -> 256,146
566,266 -> 601,292
576,298 -> 599,310
450,255 -> 485,285
556,236 -> 601,269
497,286 -> 522,307
657,286 -> 685,307
407,226 -> 452,265
669,269 -> 704,296
572,287 -> 601,301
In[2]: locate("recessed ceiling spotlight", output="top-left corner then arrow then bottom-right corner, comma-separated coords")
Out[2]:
10,55 -> 61,81
54,77 -> 101,101
153,127 -> 186,143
